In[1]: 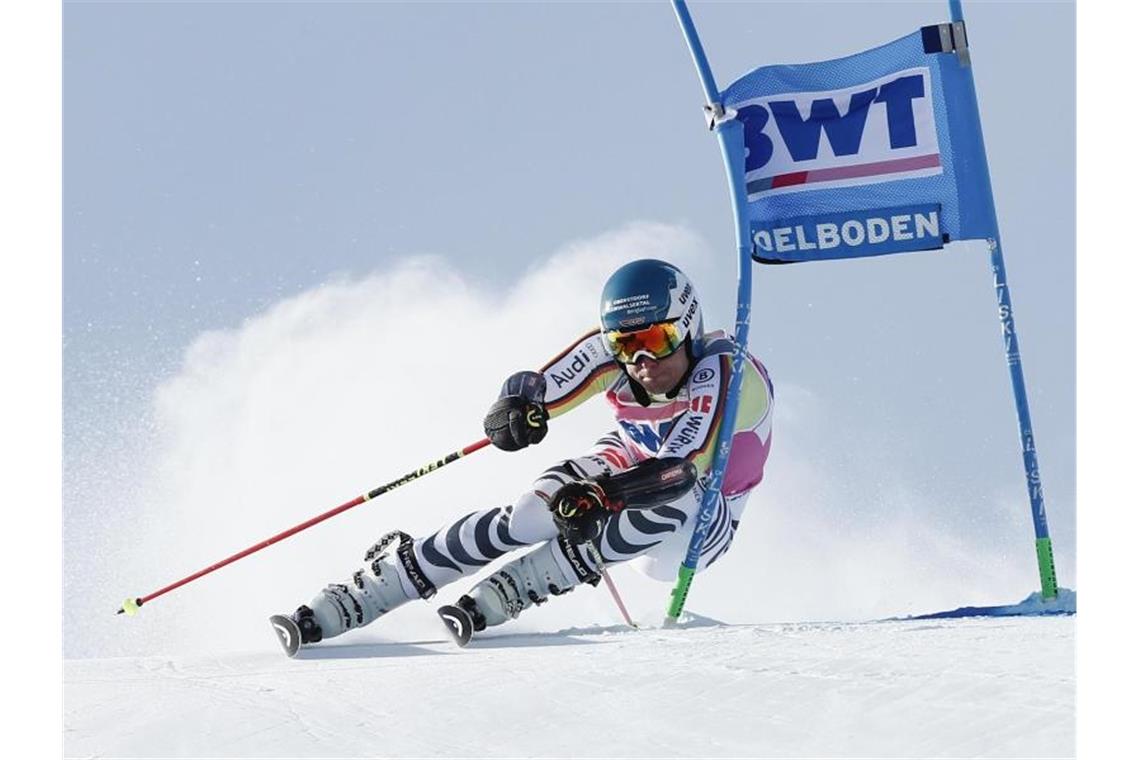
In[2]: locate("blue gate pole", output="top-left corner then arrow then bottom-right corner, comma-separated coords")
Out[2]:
949,0 -> 1058,599
665,0 -> 755,621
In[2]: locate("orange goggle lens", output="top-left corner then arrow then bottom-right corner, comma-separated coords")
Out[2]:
604,321 -> 685,364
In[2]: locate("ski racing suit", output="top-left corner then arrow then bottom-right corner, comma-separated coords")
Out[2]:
302,328 -> 773,638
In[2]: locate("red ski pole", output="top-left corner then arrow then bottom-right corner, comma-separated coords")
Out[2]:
117,437 -> 492,616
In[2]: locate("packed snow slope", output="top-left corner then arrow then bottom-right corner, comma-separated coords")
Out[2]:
65,615 -> 1073,758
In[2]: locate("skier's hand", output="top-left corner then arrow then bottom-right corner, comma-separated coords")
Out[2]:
484,371 -> 549,451
549,480 -> 610,544
484,396 -> 548,451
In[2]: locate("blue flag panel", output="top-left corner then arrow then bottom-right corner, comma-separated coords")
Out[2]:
721,25 -> 997,264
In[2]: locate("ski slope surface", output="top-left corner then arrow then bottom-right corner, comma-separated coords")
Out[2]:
65,615 -> 1073,758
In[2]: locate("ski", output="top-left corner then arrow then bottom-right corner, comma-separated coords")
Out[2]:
269,614 -> 302,658
437,604 -> 474,647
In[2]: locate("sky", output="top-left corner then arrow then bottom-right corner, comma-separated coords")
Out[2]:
61,0 -> 1076,664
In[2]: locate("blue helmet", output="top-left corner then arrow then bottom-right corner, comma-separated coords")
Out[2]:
599,259 -> 705,360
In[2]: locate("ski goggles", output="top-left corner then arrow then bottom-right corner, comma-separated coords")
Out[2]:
603,320 -> 686,364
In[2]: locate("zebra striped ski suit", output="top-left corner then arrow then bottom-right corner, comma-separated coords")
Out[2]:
309,328 -> 773,637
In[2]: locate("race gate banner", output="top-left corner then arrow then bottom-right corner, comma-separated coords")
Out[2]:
722,24 -> 999,264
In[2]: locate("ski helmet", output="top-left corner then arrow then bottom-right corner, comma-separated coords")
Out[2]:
599,259 -> 704,363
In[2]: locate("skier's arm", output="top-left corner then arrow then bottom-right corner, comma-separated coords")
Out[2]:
484,330 -> 620,451
538,329 -> 621,420
549,457 -> 698,543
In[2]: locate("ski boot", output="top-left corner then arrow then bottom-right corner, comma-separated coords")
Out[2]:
269,605 -> 323,658
271,531 -> 429,656
438,537 -> 598,647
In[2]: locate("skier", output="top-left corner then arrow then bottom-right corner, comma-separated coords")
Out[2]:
271,258 -> 773,655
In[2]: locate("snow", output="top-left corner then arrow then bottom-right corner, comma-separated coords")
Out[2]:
65,615 -> 1073,758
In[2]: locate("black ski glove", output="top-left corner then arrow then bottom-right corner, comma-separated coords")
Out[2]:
549,480 -> 611,544
483,371 -> 549,452
549,457 -> 698,544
